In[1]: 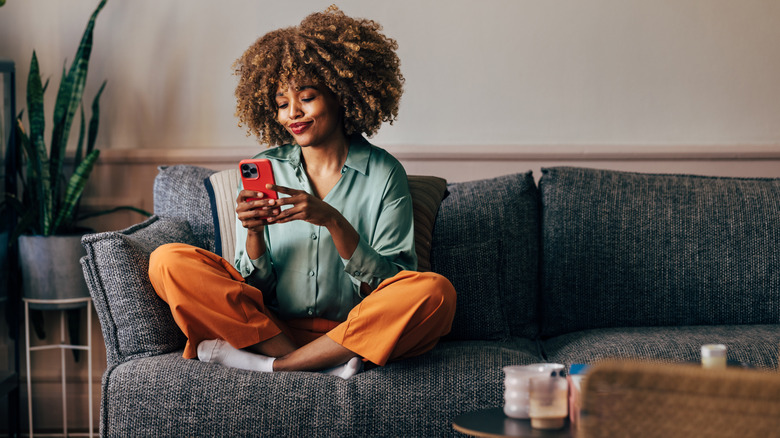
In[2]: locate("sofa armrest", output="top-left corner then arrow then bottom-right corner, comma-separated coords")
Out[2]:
81,216 -> 192,367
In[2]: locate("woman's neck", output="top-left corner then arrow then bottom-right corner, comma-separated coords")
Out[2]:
300,135 -> 350,178
300,135 -> 350,199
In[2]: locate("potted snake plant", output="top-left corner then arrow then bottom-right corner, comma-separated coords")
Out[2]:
5,0 -> 146,344
12,0 -> 107,314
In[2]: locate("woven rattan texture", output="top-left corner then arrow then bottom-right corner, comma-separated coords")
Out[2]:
581,360 -> 780,438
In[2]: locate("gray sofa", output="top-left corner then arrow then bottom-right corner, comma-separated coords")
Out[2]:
81,165 -> 780,437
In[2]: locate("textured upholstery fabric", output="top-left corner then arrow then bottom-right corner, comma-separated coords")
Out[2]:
101,340 -> 540,438
432,172 -> 540,340
153,165 -> 217,252
543,325 -> 780,370
203,169 -> 448,271
540,167 -> 780,337
81,216 -> 191,366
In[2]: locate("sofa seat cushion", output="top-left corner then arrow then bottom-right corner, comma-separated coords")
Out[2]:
540,167 -> 780,337
432,172 -> 540,340
101,340 -> 541,437
542,325 -> 780,370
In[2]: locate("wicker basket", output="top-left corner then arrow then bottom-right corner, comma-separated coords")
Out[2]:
579,359 -> 780,438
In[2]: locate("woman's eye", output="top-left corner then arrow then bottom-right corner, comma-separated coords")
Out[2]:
301,95 -> 316,102
277,103 -> 288,109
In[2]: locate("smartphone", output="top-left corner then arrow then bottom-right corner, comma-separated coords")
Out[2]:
239,158 -> 278,201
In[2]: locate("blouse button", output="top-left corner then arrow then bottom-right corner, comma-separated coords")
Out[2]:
307,308 -> 314,316
311,234 -> 318,240
309,271 -> 315,277
353,270 -> 362,277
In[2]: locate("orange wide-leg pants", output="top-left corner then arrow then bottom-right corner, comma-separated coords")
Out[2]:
148,243 -> 456,366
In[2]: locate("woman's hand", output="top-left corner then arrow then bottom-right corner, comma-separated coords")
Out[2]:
236,189 -> 280,233
265,185 -> 338,227
267,185 -> 361,261
263,184 -> 376,294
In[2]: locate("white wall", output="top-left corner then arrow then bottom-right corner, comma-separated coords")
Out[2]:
2,0 -> 780,150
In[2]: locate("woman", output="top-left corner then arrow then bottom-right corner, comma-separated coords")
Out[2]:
149,7 -> 456,379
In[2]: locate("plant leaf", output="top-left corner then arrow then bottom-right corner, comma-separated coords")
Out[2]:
52,149 -> 100,234
50,62 -> 71,199
86,80 -> 106,154
49,0 -> 108,211
25,53 -> 53,235
15,117 -> 31,185
26,53 -> 46,163
75,104 -> 86,170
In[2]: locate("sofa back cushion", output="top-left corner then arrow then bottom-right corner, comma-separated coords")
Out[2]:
540,167 -> 780,337
431,172 -> 540,340
153,165 -> 217,252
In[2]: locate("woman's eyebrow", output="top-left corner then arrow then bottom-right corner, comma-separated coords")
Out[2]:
276,85 -> 317,97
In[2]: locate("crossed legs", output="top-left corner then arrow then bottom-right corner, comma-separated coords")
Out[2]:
149,243 -> 456,377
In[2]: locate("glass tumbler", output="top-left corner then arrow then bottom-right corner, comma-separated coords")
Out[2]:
503,364 -> 564,419
528,376 -> 568,430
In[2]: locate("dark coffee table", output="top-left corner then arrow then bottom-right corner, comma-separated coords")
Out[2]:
452,408 -> 574,437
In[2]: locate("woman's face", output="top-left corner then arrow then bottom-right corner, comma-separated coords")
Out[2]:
275,82 -> 345,148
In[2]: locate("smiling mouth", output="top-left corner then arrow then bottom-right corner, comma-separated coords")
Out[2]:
289,122 -> 311,135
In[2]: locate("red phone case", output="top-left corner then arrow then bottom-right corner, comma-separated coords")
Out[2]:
239,159 -> 278,201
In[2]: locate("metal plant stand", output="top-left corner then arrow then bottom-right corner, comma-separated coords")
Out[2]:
24,297 -> 93,438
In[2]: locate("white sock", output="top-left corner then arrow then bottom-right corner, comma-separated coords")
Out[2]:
322,357 -> 363,379
197,340 -> 363,378
197,339 -> 275,373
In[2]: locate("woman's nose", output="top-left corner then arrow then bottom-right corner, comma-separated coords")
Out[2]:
287,100 -> 303,119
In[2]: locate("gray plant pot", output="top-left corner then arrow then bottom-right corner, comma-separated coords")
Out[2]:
19,234 -> 90,310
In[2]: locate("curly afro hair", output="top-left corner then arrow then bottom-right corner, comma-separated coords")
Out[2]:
234,6 -> 404,147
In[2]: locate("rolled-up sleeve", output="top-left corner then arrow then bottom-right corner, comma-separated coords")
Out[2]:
234,215 -> 277,294
342,173 -> 417,294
